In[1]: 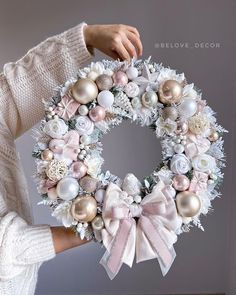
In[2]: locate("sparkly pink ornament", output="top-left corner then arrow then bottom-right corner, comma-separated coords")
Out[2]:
173,175 -> 190,191
89,106 -> 106,122
71,161 -> 88,179
112,71 -> 128,86
176,121 -> 188,135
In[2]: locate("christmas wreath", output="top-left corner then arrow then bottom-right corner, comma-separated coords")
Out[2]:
32,57 -> 227,279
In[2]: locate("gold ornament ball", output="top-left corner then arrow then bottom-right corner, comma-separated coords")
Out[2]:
71,195 -> 97,222
41,149 -> 54,161
208,131 -> 219,142
71,78 -> 98,104
141,91 -> 158,108
176,191 -> 201,218
91,215 -> 104,231
158,80 -> 183,104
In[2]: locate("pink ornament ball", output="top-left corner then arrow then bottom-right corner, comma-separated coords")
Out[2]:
173,175 -> 190,191
112,71 -> 128,86
89,106 -> 106,122
71,161 -> 87,179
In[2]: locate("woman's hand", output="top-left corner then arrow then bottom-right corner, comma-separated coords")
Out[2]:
84,24 -> 143,62
50,226 -> 91,254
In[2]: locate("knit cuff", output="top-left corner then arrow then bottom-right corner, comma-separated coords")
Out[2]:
19,224 -> 56,265
62,22 -> 94,67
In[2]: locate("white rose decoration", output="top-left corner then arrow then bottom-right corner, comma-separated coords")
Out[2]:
192,154 -> 216,173
75,115 -> 94,135
84,153 -> 104,177
170,154 -> 191,174
43,118 -> 68,139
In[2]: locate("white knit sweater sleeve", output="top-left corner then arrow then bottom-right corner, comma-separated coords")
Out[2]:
0,22 -> 93,281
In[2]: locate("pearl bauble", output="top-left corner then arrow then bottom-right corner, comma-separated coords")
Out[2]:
174,144 -> 185,154
113,71 -> 128,86
178,99 -> 197,118
173,175 -> 190,191
41,149 -> 54,161
71,78 -> 98,104
176,191 -> 201,217
78,105 -> 89,116
91,215 -> 104,230
141,91 -> 158,108
162,106 -> 178,121
208,131 -> 219,142
56,177 -> 80,201
89,106 -> 106,122
97,90 -> 114,108
71,195 -> 97,222
95,74 -> 113,90
158,80 -> 183,104
95,189 -> 105,203
79,176 -> 98,193
126,66 -> 139,80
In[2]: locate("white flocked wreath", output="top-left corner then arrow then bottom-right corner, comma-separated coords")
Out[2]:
32,57 -> 227,278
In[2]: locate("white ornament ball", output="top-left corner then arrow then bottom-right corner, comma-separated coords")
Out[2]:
178,99 -> 197,118
95,189 -> 105,203
126,66 -> 139,80
174,144 -> 185,154
78,105 -> 89,116
97,90 -> 114,108
56,177 -> 80,201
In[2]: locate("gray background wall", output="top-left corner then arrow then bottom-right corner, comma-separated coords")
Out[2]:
0,0 -> 235,294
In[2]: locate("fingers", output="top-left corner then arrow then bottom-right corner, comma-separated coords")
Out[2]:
127,31 -> 143,57
114,41 -> 131,62
125,25 -> 140,38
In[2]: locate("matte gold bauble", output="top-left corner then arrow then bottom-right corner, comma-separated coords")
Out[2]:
95,74 -> 113,91
158,80 -> 183,104
208,130 -> 219,142
71,78 -> 98,104
91,215 -> 104,231
176,191 -> 201,218
71,195 -> 97,222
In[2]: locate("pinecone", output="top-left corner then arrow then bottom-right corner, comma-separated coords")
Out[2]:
113,91 -> 134,113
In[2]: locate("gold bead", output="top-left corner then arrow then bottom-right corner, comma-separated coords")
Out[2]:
158,80 -> 183,104
71,195 -> 97,222
176,191 -> 201,217
71,78 -> 98,104
208,131 -> 219,142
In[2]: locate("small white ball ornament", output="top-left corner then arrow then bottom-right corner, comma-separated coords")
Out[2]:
126,66 -> 139,80
78,105 -> 89,116
97,90 -> 114,108
56,177 -> 80,201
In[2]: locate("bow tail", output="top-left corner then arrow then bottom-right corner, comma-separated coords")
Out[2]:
100,219 -> 136,280
136,216 -> 176,276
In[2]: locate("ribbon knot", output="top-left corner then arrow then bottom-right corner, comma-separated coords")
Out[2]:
100,177 -> 182,280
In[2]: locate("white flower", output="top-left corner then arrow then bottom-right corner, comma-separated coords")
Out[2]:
183,83 -> 198,100
43,118 -> 68,139
192,154 -> 216,173
75,115 -> 94,135
84,153 -> 104,177
188,114 -> 210,136
155,118 -> 177,137
170,154 -> 191,174
52,201 -> 74,227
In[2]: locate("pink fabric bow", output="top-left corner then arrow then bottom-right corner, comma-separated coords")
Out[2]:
184,134 -> 210,159
100,181 -> 182,279
189,170 -> 208,192
49,130 -> 80,165
54,95 -> 80,120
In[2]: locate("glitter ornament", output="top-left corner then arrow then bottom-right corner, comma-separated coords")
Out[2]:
71,195 -> 97,222
56,177 -> 80,201
46,159 -> 68,182
176,121 -> 188,135
173,175 -> 190,191
78,105 -> 89,116
79,176 -> 98,193
176,191 -> 201,217
97,90 -> 114,108
95,74 -> 113,90
89,106 -> 106,122
158,80 -> 183,104
124,82 -> 140,98
162,106 -> 178,121
71,78 -> 98,104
